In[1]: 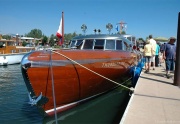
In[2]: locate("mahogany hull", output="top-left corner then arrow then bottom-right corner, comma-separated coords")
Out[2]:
21,49 -> 138,116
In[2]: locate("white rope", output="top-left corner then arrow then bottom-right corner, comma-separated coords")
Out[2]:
52,50 -> 134,92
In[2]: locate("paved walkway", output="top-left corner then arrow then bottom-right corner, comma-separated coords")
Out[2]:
120,63 -> 180,124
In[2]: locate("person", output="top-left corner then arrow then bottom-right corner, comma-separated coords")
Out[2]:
160,43 -> 166,64
160,43 -> 165,53
155,42 -> 160,67
149,35 -> 157,70
143,39 -> 153,73
158,43 -> 163,66
163,37 -> 176,78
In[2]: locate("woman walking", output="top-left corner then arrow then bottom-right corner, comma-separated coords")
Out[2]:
144,40 -> 153,73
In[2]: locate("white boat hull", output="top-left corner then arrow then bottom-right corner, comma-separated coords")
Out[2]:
0,53 -> 27,65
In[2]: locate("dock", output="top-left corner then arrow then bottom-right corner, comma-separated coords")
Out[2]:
120,63 -> 180,124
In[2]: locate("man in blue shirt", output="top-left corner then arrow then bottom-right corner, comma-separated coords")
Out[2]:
155,43 -> 160,67
163,37 -> 176,78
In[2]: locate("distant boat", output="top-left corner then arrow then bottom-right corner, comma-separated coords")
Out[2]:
0,39 -> 35,66
21,34 -> 141,116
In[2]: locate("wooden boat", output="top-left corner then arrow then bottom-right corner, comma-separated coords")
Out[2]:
21,34 -> 141,116
0,39 -> 35,65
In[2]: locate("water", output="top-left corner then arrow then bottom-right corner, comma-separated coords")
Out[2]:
43,88 -> 130,124
0,65 -> 42,124
0,65 -> 131,124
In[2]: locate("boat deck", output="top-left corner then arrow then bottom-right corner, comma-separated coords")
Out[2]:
120,63 -> 180,124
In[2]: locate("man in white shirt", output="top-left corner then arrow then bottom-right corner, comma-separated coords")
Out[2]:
149,35 -> 157,70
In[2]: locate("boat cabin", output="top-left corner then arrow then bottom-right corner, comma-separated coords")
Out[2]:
69,34 -> 133,52
121,34 -> 136,47
0,39 -> 34,54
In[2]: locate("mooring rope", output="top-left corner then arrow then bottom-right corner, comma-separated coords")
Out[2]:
52,50 -> 134,92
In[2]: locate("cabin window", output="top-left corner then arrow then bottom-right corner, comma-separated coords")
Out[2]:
0,42 -> 5,48
105,40 -> 115,50
83,39 -> 94,49
11,50 -> 16,53
132,37 -> 136,46
94,39 -> 104,49
116,40 -> 123,50
70,40 -> 76,48
127,37 -> 131,41
7,42 -> 14,46
132,37 -> 136,42
76,40 -> 83,49
123,42 -> 130,51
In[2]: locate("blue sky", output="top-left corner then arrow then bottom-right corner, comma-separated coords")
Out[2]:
0,0 -> 180,39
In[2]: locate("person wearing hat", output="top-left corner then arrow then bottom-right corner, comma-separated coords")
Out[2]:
163,37 -> 176,78
144,39 -> 153,73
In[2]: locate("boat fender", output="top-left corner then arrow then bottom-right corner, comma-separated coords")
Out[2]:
0,57 -> 8,65
130,66 -> 141,87
137,61 -> 144,70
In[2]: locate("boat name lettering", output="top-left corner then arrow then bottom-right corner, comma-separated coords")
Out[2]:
102,62 -> 128,68
37,56 -> 48,58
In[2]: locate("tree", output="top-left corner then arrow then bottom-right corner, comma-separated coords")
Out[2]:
64,32 -> 78,43
138,38 -> 145,42
2,35 -> 11,40
121,31 -> 126,34
49,34 -> 57,46
22,41 -> 27,46
42,36 -> 48,46
25,29 -> 42,38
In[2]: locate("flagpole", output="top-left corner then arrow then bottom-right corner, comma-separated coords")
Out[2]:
62,11 -> 64,45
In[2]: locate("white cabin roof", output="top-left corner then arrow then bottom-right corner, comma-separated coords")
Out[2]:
20,37 -> 34,40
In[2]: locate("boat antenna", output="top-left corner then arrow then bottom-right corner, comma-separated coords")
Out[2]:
98,29 -> 101,34
106,23 -> 113,34
94,29 -> 97,34
116,21 -> 127,34
81,24 -> 87,35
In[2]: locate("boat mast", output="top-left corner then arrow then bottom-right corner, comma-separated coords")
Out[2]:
62,12 -> 64,45
117,21 -> 127,34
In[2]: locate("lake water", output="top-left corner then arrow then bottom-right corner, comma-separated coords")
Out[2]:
0,64 -> 131,124
0,65 -> 43,124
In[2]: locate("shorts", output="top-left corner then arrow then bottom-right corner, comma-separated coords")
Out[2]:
151,55 -> 155,62
145,56 -> 151,63
165,59 -> 174,71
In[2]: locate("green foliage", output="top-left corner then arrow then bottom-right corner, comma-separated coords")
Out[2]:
42,36 -> 48,46
138,38 -> 145,42
64,32 -> 78,42
2,35 -> 11,40
22,41 -> 27,46
121,31 -> 126,34
25,29 -> 42,38
49,34 -> 57,47
47,32 -> 78,47
35,40 -> 39,46
0,42 -> 3,48
54,45 -> 62,48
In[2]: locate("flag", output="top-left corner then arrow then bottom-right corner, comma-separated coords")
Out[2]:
115,25 -> 118,31
56,17 -> 62,39
56,12 -> 64,46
